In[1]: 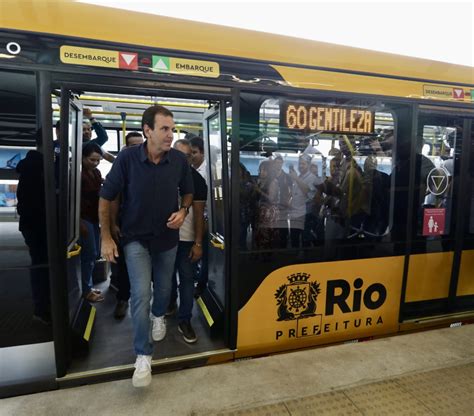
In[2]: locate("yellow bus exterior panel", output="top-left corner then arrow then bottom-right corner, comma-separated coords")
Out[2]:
405,252 -> 453,302
272,66 -> 473,103
237,257 -> 404,358
457,250 -> 474,296
0,1 -> 473,87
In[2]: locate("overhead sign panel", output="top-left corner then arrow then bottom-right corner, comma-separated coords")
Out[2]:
152,55 -> 220,78
60,46 -> 119,68
423,84 -> 473,102
59,46 -> 219,78
60,46 -> 138,71
281,102 -> 375,135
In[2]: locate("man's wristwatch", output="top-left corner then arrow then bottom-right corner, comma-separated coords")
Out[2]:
193,242 -> 202,247
180,205 -> 190,214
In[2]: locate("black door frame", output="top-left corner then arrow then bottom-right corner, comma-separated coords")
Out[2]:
448,116 -> 473,308
400,106 -> 474,320
202,101 -> 233,344
38,72 -> 72,377
46,72 -> 237,375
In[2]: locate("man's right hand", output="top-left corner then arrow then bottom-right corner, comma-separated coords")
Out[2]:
83,108 -> 93,119
101,237 -> 119,263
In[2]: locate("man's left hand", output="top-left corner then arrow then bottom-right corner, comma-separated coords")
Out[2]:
188,244 -> 203,262
167,209 -> 186,229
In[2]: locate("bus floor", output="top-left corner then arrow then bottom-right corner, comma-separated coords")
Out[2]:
67,278 -> 226,374
3,323 -> 473,415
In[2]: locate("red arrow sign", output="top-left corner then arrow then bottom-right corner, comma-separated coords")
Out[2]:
119,52 -> 138,70
453,88 -> 464,99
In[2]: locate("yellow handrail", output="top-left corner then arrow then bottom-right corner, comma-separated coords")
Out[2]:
67,244 -> 82,259
210,235 -> 225,250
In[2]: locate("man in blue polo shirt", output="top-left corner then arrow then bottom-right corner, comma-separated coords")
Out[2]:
99,105 -> 193,388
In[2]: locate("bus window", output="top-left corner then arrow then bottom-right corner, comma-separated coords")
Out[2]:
239,94 -> 398,257
103,129 -> 120,152
415,121 -> 460,238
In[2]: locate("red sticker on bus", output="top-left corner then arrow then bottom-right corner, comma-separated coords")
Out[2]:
119,52 -> 138,70
453,88 -> 464,100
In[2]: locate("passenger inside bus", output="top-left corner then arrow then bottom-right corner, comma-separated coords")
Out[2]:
288,154 -> 316,248
168,138 -> 207,344
82,108 -> 115,163
109,131 -> 144,319
80,142 -> 105,303
189,135 -> 209,297
238,99 -> 397,256
16,130 -> 51,325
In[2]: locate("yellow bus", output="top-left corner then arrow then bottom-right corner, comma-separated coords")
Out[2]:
1,0 -> 473,396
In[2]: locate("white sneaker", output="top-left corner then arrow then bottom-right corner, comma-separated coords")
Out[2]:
151,314 -> 166,341
132,355 -> 152,388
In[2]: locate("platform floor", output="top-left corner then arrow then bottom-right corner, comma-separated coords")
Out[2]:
2,324 -> 473,416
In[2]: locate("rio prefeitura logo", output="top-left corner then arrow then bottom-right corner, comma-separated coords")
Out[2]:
275,273 -> 321,321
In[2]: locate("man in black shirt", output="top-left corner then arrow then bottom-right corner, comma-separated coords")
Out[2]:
99,105 -> 193,388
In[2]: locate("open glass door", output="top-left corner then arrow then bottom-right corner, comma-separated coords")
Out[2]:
57,89 -> 89,361
200,102 -> 230,337
58,90 -> 82,254
401,106 -> 474,320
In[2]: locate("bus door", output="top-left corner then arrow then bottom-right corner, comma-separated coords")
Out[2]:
401,106 -> 474,320
200,102 -> 230,337
57,89 -> 91,361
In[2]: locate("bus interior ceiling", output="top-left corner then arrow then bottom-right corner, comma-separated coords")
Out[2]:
53,91 -> 209,168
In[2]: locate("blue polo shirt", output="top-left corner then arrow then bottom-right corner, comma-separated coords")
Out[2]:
100,143 -> 194,251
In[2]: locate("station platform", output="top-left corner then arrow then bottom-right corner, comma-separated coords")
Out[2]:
2,324 -> 473,416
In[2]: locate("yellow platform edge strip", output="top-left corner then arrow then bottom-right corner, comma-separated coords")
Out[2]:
197,297 -> 214,327
83,307 -> 96,341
